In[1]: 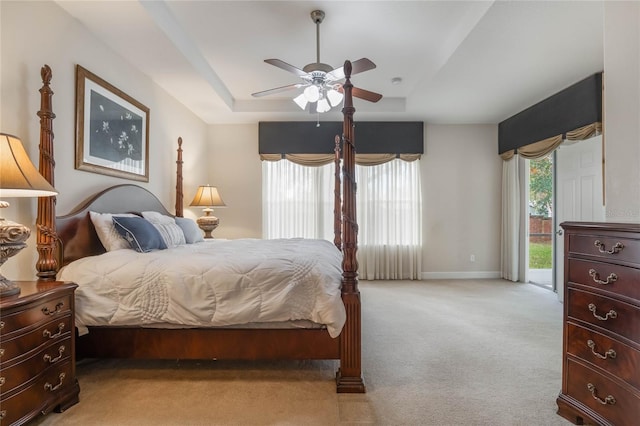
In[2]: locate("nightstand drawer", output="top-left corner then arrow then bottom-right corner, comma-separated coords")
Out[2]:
567,288 -> 640,345
567,323 -> 640,389
569,233 -> 640,267
0,337 -> 71,396
566,358 -> 640,426
0,360 -> 73,426
0,316 -> 71,366
568,258 -> 640,302
0,294 -> 72,336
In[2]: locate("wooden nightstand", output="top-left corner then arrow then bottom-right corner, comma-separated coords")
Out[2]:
0,281 -> 80,425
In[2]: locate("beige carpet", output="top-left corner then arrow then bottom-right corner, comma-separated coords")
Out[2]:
34,279 -> 572,426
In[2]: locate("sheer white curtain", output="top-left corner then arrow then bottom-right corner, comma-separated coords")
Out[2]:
262,158 -> 423,280
356,159 -> 422,280
262,161 -> 334,239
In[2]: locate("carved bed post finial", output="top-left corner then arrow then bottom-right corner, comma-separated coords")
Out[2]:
36,64 -> 58,280
175,137 -> 184,217
336,60 -> 364,393
334,135 -> 342,251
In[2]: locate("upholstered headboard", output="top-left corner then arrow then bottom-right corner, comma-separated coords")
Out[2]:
56,184 -> 172,266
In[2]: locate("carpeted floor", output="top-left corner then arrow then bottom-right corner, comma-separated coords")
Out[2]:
33,279 -> 572,426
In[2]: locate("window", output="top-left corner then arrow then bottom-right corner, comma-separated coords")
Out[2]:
262,158 -> 422,279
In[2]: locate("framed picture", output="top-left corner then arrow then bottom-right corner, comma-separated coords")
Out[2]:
75,65 -> 149,182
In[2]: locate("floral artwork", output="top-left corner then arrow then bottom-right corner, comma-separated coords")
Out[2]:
75,65 -> 149,181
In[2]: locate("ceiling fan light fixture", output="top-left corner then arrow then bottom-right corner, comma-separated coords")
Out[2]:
316,98 -> 331,113
327,88 -> 344,107
293,93 -> 308,110
303,85 -> 320,102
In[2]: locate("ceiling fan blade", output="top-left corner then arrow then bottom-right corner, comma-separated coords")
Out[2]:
336,85 -> 383,103
251,83 -> 303,97
264,59 -> 309,78
353,87 -> 383,103
326,58 -> 377,81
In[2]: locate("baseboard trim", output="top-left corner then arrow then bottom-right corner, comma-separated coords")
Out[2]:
421,271 -> 502,280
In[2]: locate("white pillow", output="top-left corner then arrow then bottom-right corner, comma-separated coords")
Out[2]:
89,211 -> 138,251
175,217 -> 204,243
141,211 -> 186,247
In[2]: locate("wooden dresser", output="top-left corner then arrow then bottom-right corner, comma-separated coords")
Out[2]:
0,281 -> 80,425
557,222 -> 640,426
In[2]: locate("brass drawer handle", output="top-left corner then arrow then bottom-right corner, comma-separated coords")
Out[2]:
43,345 -> 65,364
588,269 -> 618,285
594,240 -> 624,254
42,302 -> 64,316
44,373 -> 65,392
43,322 -> 65,339
0,348 -> 4,358
587,340 -> 617,359
0,377 -> 5,386
588,303 -> 617,321
0,410 -> 5,420
0,320 -> 4,330
587,383 -> 616,405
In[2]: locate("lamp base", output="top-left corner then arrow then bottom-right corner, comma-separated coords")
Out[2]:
196,214 -> 219,239
0,217 -> 31,298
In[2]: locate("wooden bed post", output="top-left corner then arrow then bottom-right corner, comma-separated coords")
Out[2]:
333,135 -> 342,251
337,60 -> 365,393
36,64 -> 58,280
175,137 -> 184,218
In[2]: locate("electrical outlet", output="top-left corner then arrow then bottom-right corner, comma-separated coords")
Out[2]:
470,254 -> 475,262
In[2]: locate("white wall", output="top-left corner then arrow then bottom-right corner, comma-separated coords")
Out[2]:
603,2 -> 640,222
0,0 -> 208,280
422,124 -> 502,278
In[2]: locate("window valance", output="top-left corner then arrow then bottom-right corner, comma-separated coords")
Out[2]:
498,73 -> 603,156
260,153 -> 421,166
259,121 -> 424,155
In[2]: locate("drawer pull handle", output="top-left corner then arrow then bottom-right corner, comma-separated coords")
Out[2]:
0,348 -> 4,358
44,373 -> 65,392
43,322 -> 65,339
587,383 -> 616,405
594,240 -> 624,254
587,340 -> 617,359
0,377 -> 5,386
43,345 -> 65,364
588,303 -> 617,321
42,302 -> 64,316
0,320 -> 4,330
0,410 -> 5,420
588,269 -> 618,285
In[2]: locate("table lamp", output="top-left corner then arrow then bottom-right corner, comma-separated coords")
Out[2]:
189,185 -> 226,238
1,133 -> 58,297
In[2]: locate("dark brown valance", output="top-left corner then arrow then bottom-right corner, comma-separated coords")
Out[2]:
498,72 -> 602,155
259,121 -> 424,155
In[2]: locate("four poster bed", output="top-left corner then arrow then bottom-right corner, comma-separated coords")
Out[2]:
34,62 -> 365,393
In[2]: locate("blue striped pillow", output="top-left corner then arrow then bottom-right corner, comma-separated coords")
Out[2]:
112,216 -> 167,253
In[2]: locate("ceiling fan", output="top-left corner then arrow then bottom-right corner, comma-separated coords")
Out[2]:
251,10 -> 383,113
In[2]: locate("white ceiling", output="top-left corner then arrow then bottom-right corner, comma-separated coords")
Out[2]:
55,0 -> 604,125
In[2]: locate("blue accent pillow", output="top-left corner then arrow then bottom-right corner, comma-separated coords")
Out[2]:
175,217 -> 204,243
112,216 -> 167,253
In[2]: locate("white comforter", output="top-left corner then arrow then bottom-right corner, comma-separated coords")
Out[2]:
59,238 -> 346,337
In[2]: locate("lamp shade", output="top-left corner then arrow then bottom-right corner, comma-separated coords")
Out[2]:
0,133 -> 57,198
189,185 -> 226,208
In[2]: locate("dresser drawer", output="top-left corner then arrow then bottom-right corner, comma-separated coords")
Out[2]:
566,358 -> 640,426
0,360 -> 73,426
0,294 -> 72,336
0,315 -> 72,366
568,258 -> 640,302
567,323 -> 640,390
569,233 -> 640,267
567,288 -> 640,345
0,337 -> 71,396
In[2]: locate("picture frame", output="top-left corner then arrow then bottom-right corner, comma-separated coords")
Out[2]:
75,65 -> 150,182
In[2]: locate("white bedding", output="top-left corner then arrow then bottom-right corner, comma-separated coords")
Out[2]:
58,238 -> 346,338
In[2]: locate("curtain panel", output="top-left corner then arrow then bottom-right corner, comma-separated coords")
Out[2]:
262,159 -> 423,280
260,153 -> 421,166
